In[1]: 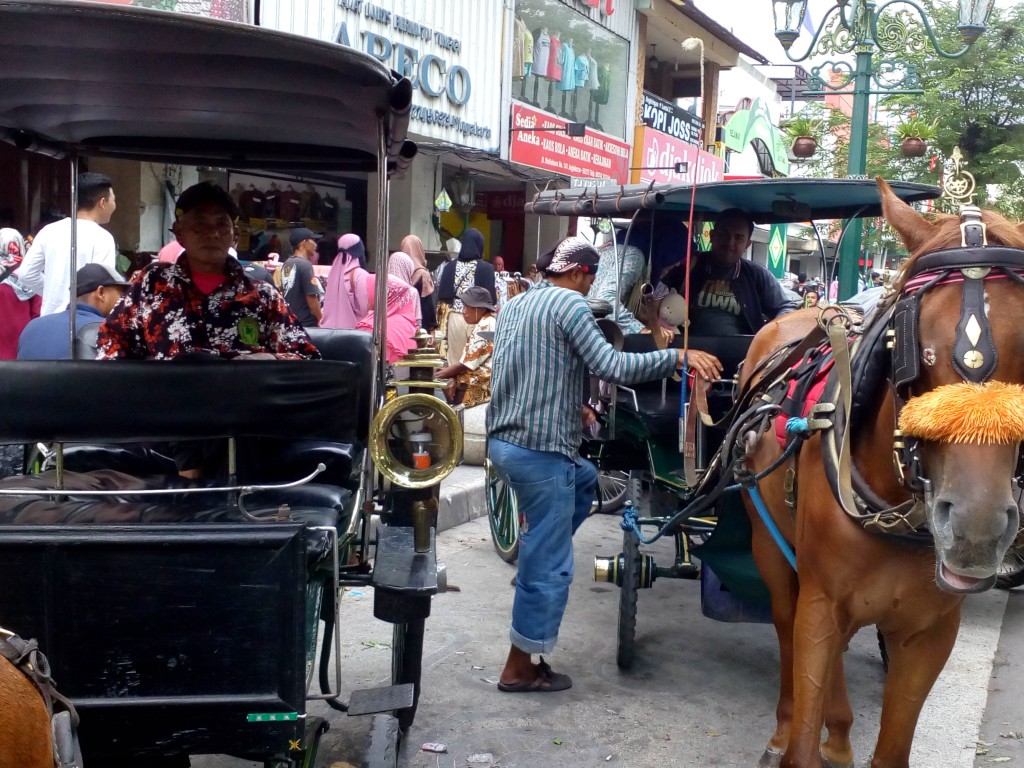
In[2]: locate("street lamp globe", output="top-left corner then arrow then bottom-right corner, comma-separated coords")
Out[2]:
957,0 -> 996,44
771,0 -> 808,49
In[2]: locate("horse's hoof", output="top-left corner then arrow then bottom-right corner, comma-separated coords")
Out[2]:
757,748 -> 783,768
821,756 -> 854,768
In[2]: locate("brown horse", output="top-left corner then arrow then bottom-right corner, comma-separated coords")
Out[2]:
0,654 -> 53,767
739,178 -> 1024,768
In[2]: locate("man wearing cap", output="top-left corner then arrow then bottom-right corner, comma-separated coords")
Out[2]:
276,228 -> 323,327
487,236 -> 720,694
18,263 -> 128,360
97,182 -> 319,361
434,286 -> 496,408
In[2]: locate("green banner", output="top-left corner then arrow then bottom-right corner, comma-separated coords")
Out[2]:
767,224 -> 788,278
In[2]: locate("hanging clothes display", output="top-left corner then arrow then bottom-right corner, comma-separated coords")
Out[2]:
547,34 -> 562,82
574,53 -> 591,93
557,39 -> 576,91
531,29 -> 550,78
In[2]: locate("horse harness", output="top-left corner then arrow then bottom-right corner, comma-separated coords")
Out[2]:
748,207 -> 1024,539
0,627 -> 81,768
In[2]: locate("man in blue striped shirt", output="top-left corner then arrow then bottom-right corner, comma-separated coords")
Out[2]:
488,237 -> 721,693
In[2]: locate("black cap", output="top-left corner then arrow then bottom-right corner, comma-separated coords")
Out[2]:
458,286 -> 496,312
289,227 -> 322,248
76,263 -> 129,296
174,182 -> 239,220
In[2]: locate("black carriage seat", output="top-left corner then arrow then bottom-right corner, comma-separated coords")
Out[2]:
613,334 -> 754,438
0,359 -> 362,547
254,328 -> 373,488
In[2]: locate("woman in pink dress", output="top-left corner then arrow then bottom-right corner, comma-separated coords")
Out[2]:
320,233 -> 370,329
356,272 -> 418,364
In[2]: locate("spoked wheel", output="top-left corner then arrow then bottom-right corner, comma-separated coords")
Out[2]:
486,459 -> 520,563
617,527 -> 640,670
362,713 -> 399,768
594,470 -> 629,515
997,528 -> 1024,590
391,618 -> 425,732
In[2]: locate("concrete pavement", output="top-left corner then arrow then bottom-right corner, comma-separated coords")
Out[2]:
437,464 -> 486,534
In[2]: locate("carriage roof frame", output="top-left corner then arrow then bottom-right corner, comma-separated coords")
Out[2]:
526,178 -> 942,224
0,0 -> 415,173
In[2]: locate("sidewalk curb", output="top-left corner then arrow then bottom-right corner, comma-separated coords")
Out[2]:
437,465 -> 486,534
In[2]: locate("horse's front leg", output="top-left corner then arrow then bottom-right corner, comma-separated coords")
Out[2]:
781,586 -> 846,768
821,652 -> 854,768
870,608 -> 961,768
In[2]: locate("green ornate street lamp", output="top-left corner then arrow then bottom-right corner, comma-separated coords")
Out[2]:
770,0 -> 995,298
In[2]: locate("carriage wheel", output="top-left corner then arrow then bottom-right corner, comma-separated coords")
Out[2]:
594,470 -> 629,515
362,713 -> 399,768
297,716 -> 328,768
616,527 -> 641,670
996,529 -> 1024,590
391,618 -> 425,732
486,459 -> 520,563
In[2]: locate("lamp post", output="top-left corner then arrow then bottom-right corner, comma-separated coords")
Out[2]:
770,0 -> 995,298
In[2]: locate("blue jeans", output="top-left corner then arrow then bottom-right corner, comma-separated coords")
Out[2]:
488,438 -> 598,654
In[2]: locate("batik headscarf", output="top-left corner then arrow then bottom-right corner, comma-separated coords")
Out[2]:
0,228 -> 33,300
387,252 -> 422,325
538,236 -> 601,275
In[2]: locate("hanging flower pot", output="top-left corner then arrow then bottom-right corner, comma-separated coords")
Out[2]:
900,137 -> 927,158
791,136 -> 817,158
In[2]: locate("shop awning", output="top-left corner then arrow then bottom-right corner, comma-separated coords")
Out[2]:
525,178 -> 941,223
0,0 -> 414,173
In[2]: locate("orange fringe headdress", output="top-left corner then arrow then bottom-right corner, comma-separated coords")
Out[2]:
899,382 -> 1024,444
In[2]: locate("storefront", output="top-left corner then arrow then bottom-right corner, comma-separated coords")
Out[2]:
257,0 -> 507,266
632,91 -> 725,185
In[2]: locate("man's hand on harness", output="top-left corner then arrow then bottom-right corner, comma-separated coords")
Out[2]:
678,348 -> 722,382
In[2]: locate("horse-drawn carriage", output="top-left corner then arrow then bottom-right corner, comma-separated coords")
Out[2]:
489,174 -> 1024,766
0,2 -> 459,766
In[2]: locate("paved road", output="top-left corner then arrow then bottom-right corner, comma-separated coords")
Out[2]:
196,514 -> 1023,768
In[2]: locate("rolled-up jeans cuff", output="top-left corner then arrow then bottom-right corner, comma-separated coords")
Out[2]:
510,625 -> 557,655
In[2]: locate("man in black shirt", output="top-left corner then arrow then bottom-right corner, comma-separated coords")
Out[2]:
277,227 -> 323,327
651,208 -> 798,337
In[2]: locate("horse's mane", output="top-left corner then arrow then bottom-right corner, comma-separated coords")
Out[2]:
891,209 -> 1024,294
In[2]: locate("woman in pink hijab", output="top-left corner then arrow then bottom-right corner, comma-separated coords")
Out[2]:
387,252 -> 423,327
399,234 -> 437,331
321,234 -> 370,328
356,273 -> 419,364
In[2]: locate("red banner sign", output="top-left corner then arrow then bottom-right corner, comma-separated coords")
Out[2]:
509,102 -> 630,184
630,127 -> 725,185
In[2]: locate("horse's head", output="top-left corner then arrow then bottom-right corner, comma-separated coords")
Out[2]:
879,177 -> 1024,593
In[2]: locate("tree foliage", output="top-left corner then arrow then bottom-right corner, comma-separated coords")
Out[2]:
881,1 -> 1024,216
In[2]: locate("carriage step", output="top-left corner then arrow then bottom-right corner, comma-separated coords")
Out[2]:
347,684 -> 415,717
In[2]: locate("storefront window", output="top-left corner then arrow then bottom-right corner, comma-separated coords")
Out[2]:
512,0 -> 629,139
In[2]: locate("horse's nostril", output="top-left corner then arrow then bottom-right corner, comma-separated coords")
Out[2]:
932,499 -> 952,534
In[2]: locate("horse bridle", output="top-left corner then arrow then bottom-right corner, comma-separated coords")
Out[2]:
888,207 -> 1024,494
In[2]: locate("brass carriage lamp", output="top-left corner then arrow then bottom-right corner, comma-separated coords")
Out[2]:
771,0 -> 807,50
957,0 -> 996,44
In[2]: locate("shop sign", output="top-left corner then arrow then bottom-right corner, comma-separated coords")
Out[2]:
641,92 -> 703,147
258,0 -> 501,149
570,177 -> 614,187
630,127 -> 724,185
85,0 -> 244,22
476,191 -> 527,216
510,102 -> 630,184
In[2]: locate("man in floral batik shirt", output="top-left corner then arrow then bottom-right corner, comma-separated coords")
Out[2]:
97,182 -> 319,361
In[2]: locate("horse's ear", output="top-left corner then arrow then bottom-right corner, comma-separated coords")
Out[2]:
876,176 -> 938,253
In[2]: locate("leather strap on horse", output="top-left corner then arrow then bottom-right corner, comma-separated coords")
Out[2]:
683,375 -> 711,486
0,630 -> 80,730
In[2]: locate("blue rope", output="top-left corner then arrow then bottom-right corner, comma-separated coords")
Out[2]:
786,416 -> 810,437
744,482 -> 797,571
619,505 -> 657,544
